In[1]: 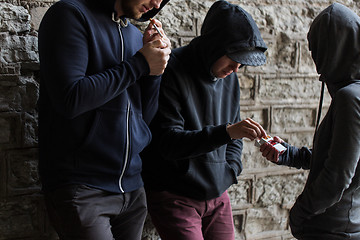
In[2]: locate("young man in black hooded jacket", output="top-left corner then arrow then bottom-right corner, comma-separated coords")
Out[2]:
141,1 -> 267,239
260,3 -> 360,239
38,0 -> 171,239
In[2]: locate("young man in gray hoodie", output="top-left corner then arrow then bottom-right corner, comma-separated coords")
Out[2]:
260,3 -> 360,239
141,1 -> 267,239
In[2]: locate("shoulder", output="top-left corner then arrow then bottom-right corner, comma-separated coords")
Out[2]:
333,82 -> 360,117
167,46 -> 189,67
41,0 -> 87,23
160,46 -> 194,94
165,46 -> 191,78
335,82 -> 360,105
47,0 -> 111,19
39,0 -> 87,36
50,0 -> 86,12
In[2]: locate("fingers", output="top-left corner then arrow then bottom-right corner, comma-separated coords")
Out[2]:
241,118 -> 267,140
228,118 -> 281,163
227,118 -> 266,140
140,19 -> 171,76
259,136 -> 284,163
247,118 -> 267,138
243,126 -> 260,141
150,18 -> 164,38
143,28 -> 166,45
260,143 -> 280,163
144,19 -> 169,46
139,41 -> 171,76
273,136 -> 284,143
148,38 -> 170,50
149,18 -> 163,29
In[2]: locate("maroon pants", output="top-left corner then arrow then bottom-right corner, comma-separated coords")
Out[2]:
146,190 -> 235,240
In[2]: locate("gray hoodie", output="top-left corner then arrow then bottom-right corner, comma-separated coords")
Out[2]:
278,3 -> 360,239
141,1 -> 267,200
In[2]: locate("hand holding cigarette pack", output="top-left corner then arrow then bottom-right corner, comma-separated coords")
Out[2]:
254,135 -> 287,154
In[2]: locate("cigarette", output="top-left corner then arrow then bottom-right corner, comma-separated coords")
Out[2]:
149,18 -> 164,38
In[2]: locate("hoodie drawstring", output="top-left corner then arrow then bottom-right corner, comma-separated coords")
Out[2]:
315,81 -> 325,132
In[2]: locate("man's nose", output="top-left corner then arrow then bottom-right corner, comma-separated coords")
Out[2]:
232,63 -> 242,73
151,0 -> 162,9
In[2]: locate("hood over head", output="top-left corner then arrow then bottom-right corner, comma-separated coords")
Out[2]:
189,0 -> 267,76
308,3 -> 360,86
309,3 -> 360,131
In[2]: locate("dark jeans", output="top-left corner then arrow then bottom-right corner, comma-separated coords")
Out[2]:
146,190 -> 235,240
44,185 -> 147,240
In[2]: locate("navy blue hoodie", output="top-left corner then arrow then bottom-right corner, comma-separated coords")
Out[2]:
38,0 -> 168,193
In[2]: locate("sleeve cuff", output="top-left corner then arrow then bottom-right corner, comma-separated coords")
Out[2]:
135,51 -> 150,76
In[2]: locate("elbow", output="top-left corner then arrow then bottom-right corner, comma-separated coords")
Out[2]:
58,106 -> 83,119
63,110 -> 82,119
58,97 -> 85,119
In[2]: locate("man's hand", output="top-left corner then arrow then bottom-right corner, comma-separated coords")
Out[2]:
259,136 -> 284,163
226,118 -> 267,140
139,19 -> 171,76
143,18 -> 167,43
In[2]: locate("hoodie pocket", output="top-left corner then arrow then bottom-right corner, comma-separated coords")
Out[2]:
124,110 -> 152,178
130,111 -> 152,155
75,109 -> 129,173
182,159 -> 236,199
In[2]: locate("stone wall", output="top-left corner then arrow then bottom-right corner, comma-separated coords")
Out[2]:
0,0 -> 359,239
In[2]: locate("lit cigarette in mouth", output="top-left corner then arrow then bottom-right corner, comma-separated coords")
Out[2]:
149,18 -> 164,38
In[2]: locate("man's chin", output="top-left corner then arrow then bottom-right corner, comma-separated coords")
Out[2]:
124,11 -> 143,20
133,13 -> 143,20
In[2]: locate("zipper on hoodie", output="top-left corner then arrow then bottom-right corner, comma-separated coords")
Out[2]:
119,100 -> 131,193
113,14 -> 130,193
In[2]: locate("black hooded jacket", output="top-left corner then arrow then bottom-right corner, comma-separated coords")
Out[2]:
141,1 -> 267,200
277,3 -> 360,239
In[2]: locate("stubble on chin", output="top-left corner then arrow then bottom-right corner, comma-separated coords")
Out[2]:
121,3 -> 143,20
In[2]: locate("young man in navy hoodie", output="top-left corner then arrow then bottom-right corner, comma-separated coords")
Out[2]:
38,0 -> 171,239
141,1 -> 267,239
